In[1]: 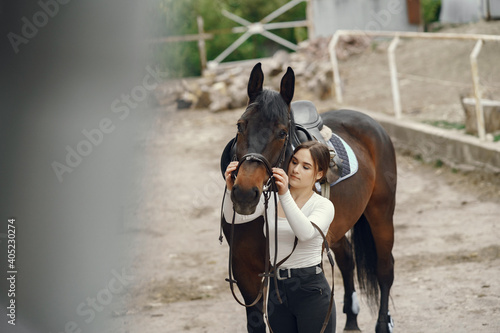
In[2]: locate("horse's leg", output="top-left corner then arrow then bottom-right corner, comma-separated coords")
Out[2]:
244,295 -> 266,333
332,235 -> 360,331
369,219 -> 394,333
364,198 -> 395,333
329,172 -> 374,332
223,220 -> 267,333
233,266 -> 267,333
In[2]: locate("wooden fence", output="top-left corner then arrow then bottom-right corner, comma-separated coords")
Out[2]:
148,0 -> 313,71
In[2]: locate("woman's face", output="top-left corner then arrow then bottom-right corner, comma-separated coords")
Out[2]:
288,148 -> 323,190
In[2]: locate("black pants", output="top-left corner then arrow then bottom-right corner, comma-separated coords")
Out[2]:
267,267 -> 336,333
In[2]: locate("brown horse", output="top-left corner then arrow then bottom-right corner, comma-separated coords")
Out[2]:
221,63 -> 396,333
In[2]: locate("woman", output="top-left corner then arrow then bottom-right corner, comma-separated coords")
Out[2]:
223,141 -> 336,333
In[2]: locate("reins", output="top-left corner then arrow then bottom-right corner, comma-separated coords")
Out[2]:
312,221 -> 336,333
219,114 -> 335,333
219,152 -> 281,332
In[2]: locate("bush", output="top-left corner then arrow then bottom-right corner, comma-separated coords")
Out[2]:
148,0 -> 307,78
421,0 -> 442,31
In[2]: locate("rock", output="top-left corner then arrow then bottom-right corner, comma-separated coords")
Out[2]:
268,50 -> 289,76
177,91 -> 197,109
215,72 -> 231,84
195,86 -> 211,109
461,97 -> 500,134
209,81 -> 232,112
307,70 -> 332,100
228,83 -> 248,109
153,80 -> 184,106
209,95 -> 232,112
157,35 -> 362,111
336,35 -> 371,60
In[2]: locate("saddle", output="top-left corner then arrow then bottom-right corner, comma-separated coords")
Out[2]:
291,100 -> 328,147
291,101 -> 343,185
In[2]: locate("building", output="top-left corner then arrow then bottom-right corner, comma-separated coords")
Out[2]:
311,0 -> 421,37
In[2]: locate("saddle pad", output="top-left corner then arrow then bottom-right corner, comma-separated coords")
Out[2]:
315,132 -> 358,191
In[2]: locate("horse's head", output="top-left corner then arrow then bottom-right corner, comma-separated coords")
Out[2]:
231,63 -> 295,215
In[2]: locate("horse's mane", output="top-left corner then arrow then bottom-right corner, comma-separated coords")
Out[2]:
246,89 -> 291,124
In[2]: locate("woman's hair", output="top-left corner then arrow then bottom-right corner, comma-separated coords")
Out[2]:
292,141 -> 330,184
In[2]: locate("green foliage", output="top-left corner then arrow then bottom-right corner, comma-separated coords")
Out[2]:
148,0 -> 307,78
423,120 -> 465,130
421,0 -> 441,31
434,159 -> 443,168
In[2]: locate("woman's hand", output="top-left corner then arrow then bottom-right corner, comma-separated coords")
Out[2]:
225,161 -> 239,191
272,167 -> 289,195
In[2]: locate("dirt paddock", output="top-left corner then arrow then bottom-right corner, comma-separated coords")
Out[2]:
103,22 -> 500,333
103,101 -> 500,333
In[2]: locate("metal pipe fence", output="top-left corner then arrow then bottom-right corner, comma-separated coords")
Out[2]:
328,30 -> 500,140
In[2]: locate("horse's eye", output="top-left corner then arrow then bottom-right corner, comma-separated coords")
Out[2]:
278,130 -> 287,139
237,123 -> 244,133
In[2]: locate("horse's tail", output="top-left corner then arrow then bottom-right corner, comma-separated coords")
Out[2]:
352,214 -> 379,310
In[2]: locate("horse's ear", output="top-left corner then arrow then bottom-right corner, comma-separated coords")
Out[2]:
280,67 -> 295,105
248,62 -> 264,102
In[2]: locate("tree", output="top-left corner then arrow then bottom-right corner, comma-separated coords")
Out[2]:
148,0 -> 307,77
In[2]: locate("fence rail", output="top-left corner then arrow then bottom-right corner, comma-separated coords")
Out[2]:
328,30 -> 500,141
148,0 -> 312,71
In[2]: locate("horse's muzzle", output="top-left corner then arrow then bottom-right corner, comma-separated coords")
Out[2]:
231,184 -> 261,215
230,153 -> 273,215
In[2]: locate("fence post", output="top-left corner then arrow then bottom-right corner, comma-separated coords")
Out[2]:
197,16 -> 207,72
329,31 -> 342,104
388,36 -> 402,119
470,39 -> 485,140
306,0 -> 315,39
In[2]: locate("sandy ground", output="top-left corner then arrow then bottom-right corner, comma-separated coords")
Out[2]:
102,21 -> 500,333
103,99 -> 500,333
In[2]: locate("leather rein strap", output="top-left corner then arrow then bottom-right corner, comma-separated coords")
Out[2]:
311,222 -> 336,333
220,155 -> 335,332
220,151 -> 285,333
219,116 -> 335,332
220,152 -> 280,307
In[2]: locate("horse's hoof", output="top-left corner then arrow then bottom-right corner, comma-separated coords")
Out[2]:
343,315 -> 360,331
375,313 -> 394,333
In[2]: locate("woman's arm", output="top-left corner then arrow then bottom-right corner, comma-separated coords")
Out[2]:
272,167 -> 334,241
279,191 -> 334,242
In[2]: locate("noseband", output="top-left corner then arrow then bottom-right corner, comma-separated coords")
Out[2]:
234,153 -> 275,192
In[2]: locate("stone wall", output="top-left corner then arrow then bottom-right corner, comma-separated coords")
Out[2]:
153,35 -> 370,112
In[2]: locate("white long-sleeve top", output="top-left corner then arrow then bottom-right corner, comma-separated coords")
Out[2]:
223,189 -> 335,268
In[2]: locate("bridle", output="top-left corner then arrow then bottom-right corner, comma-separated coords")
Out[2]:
219,114 -> 291,319
219,111 -> 335,333
220,151 -> 286,333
